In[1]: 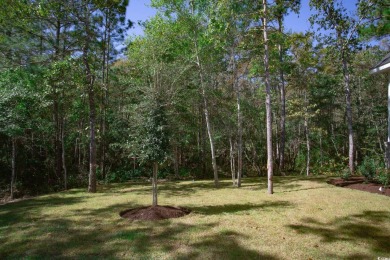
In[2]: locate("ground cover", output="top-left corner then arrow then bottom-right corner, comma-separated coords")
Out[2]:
0,176 -> 389,259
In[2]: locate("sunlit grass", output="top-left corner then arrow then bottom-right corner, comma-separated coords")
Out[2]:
0,176 -> 389,259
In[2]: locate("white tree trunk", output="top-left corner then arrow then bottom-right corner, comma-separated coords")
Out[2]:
263,0 -> 273,194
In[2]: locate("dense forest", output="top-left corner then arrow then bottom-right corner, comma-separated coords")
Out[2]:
0,0 -> 389,199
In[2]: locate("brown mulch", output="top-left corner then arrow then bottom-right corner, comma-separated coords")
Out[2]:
327,177 -> 390,197
120,205 -> 191,221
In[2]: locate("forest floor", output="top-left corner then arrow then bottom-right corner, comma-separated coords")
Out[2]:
0,176 -> 389,259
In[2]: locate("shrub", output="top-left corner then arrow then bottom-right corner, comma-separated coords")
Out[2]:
357,157 -> 378,181
340,168 -> 351,180
376,169 -> 390,188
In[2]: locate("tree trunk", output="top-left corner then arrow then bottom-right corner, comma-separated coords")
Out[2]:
229,137 -> 236,186
88,83 -> 97,193
263,0 -> 273,194
319,133 -> 323,167
277,17 -> 286,175
342,54 -> 354,174
304,92 -> 310,176
190,0 -> 218,187
62,118 -> 67,190
174,145 -> 179,177
387,74 -> 390,169
152,161 -> 158,206
202,89 -> 219,187
236,73 -> 243,188
53,19 -> 62,185
83,4 -> 97,193
11,137 -> 16,200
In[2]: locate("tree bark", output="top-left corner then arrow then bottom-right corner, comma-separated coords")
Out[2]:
83,3 -> 97,193
387,74 -> 390,169
234,56 -> 243,187
53,19 -> 62,184
62,118 -> 67,190
278,16 -> 286,175
152,161 -> 158,206
342,53 -> 354,174
174,144 -> 179,177
190,0 -> 218,187
304,91 -> 310,176
229,137 -> 236,186
11,137 -> 16,200
263,0 -> 273,194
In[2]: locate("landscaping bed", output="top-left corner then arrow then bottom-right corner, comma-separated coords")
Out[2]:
327,177 -> 390,196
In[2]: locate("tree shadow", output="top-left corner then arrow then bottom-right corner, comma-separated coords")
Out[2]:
0,196 -> 86,227
190,201 -> 293,215
125,221 -> 278,259
287,210 -> 390,257
0,217 -> 121,258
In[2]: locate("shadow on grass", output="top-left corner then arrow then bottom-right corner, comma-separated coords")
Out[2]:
0,196 -> 86,227
92,175 -> 330,198
125,221 -> 277,259
288,210 -> 390,257
190,201 -> 293,215
0,211 -> 277,259
0,217 -> 120,259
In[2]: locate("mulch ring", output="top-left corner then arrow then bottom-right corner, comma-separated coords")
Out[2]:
327,176 -> 390,197
120,205 -> 191,221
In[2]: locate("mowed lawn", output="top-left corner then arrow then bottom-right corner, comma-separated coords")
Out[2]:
0,176 -> 389,259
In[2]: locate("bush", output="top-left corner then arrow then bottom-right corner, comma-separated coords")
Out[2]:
357,157 -> 378,181
376,169 -> 390,188
340,168 -> 351,180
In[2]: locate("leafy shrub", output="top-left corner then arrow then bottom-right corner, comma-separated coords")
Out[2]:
340,168 -> 351,180
376,169 -> 390,188
106,168 -> 145,183
357,157 -> 378,181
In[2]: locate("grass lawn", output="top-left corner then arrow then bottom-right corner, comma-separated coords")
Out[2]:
0,176 -> 389,259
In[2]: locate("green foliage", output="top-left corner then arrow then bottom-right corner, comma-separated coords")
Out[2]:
141,102 -> 170,163
358,157 -> 381,181
106,169 -> 145,183
340,167 -> 351,180
376,169 -> 390,188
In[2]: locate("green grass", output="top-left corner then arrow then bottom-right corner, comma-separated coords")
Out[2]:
0,176 -> 389,259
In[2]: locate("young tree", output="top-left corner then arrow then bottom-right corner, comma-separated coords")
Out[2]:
143,102 -> 170,206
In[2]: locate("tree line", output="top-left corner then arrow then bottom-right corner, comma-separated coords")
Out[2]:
0,0 -> 388,199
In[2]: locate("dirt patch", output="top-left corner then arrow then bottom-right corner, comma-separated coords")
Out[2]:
328,177 -> 390,197
120,205 -> 191,221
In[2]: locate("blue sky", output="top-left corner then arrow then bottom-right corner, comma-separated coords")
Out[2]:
126,0 -> 359,36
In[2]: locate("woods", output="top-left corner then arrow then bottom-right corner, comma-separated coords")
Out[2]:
0,0 -> 389,199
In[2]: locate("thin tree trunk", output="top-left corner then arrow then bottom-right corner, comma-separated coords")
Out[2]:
229,137 -> 236,186
174,145 -> 179,177
11,137 -> 16,200
152,162 -> 158,206
54,19 -> 62,185
387,74 -> 390,169
62,118 -> 67,190
304,92 -> 310,176
319,133 -> 323,167
342,54 -> 354,174
263,0 -> 273,194
202,87 -> 218,187
277,16 -> 286,175
190,0 -> 218,187
83,4 -> 97,193
235,64 -> 243,188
